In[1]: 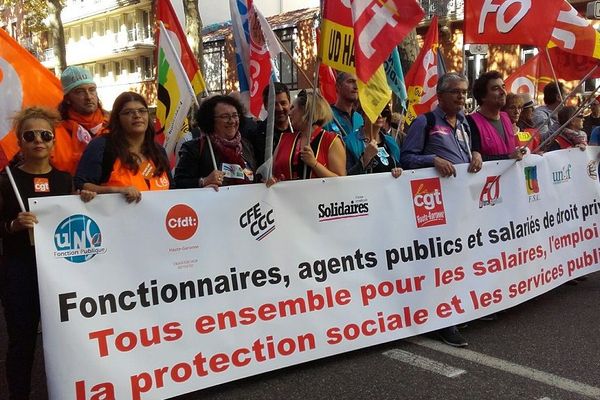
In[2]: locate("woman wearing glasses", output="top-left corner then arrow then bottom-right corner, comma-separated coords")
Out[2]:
75,92 -> 172,202
0,107 -> 94,399
269,90 -> 346,183
174,95 -> 256,189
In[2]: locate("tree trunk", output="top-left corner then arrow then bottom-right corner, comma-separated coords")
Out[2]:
393,29 -> 419,113
47,0 -> 66,75
183,0 -> 204,74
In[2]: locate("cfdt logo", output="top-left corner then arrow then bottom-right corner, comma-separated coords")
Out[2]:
552,164 -> 572,184
317,196 -> 369,222
166,204 -> 198,240
524,166 -> 540,202
239,202 -> 275,241
479,176 -> 502,208
410,178 -> 446,228
54,214 -> 105,263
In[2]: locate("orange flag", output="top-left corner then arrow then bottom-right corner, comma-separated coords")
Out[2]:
0,29 -> 63,168
549,1 -> 600,60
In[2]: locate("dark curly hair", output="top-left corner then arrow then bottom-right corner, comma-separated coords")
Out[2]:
195,95 -> 245,135
472,71 -> 504,106
105,91 -> 169,176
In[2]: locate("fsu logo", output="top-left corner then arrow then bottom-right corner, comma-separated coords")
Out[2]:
410,178 -> 446,228
479,176 -> 502,208
524,166 -> 540,202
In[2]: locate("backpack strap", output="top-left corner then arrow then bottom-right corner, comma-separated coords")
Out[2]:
423,111 -> 436,147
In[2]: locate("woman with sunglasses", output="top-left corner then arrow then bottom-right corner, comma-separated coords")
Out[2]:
75,92 -> 172,202
0,107 -> 95,400
174,95 -> 256,189
344,105 -> 402,178
269,90 -> 346,183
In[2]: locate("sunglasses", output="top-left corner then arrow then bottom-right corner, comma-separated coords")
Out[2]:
22,130 -> 54,143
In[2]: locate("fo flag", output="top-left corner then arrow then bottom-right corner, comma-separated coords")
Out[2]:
0,29 -> 63,169
550,1 -> 600,60
351,0 -> 424,82
404,16 -> 440,126
464,0 -> 564,45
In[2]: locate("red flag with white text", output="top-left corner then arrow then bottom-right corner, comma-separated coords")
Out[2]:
549,1 -> 600,60
404,16 -> 440,126
351,0 -> 424,82
247,0 -> 272,117
464,0 -> 564,45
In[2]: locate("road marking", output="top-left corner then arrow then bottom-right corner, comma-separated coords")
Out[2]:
407,337 -> 600,400
382,349 -> 466,378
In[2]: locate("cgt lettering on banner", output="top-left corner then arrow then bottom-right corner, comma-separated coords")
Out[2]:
479,0 -> 531,34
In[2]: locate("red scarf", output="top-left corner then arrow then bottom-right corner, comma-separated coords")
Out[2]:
210,131 -> 245,166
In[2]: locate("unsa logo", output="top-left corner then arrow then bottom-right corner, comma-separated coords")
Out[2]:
54,214 -> 104,263
165,204 -> 198,240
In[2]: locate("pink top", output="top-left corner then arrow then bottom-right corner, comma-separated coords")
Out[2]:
470,111 -> 516,156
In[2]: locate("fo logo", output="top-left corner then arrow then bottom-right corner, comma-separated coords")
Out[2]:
166,204 -> 198,240
54,214 -> 105,263
479,176 -> 502,208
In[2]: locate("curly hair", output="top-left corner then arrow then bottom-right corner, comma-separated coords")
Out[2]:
105,91 -> 169,176
472,71 -> 504,105
12,106 -> 60,140
195,95 -> 245,135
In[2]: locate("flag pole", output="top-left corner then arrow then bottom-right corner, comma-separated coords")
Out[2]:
5,166 -> 34,245
544,47 -> 563,102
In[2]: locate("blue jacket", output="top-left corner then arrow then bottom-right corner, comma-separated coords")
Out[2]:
324,105 -> 364,137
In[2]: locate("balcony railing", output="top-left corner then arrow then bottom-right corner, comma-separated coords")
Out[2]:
419,0 -> 464,21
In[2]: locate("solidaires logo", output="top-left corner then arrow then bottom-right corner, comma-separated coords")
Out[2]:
54,214 -> 106,263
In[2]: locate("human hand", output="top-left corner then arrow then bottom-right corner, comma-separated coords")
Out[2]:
468,151 -> 483,173
301,145 -> 317,168
120,186 -> 142,203
205,169 -> 226,187
391,167 -> 403,178
361,139 -> 379,166
11,211 -> 38,231
433,156 -> 456,177
78,189 -> 96,202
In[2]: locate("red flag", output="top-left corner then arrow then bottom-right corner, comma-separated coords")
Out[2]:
404,16 -> 440,125
319,64 -> 338,104
549,1 -> 600,60
504,54 -> 546,96
351,0 -> 424,82
0,29 -> 63,168
464,0 -> 564,45
545,47 -> 600,81
156,0 -> 205,95
248,0 -> 272,118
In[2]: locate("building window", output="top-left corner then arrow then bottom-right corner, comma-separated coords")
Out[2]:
140,56 -> 153,80
203,40 -> 227,94
84,24 -> 92,40
99,63 -> 107,78
113,61 -> 121,76
274,28 -> 298,90
128,59 -> 136,74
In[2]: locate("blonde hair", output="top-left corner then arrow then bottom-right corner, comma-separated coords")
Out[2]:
295,89 -> 333,127
12,106 -> 60,140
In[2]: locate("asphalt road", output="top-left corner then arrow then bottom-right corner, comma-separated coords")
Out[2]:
2,271 -> 599,400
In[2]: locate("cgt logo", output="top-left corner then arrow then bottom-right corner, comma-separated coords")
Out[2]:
166,204 -> 198,240
524,166 -> 540,202
54,214 -> 106,263
479,176 -> 502,208
34,177 -> 49,193
240,202 -> 275,241
411,178 -> 446,228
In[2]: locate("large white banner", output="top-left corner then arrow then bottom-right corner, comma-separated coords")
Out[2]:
31,149 -> 600,400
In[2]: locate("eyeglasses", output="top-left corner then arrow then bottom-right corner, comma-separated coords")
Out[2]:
443,89 -> 468,96
215,113 -> 240,121
22,130 -> 54,143
120,108 -> 149,117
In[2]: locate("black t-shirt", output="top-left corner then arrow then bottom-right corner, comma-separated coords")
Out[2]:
0,167 -> 72,256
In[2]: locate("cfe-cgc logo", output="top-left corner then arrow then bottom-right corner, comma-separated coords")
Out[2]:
239,202 -> 275,241
317,196 -> 369,222
479,176 -> 502,208
165,204 -> 198,241
410,178 -> 446,228
524,166 -> 540,202
54,214 -> 106,263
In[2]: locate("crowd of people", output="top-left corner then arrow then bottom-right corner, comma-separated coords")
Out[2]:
0,64 -> 597,399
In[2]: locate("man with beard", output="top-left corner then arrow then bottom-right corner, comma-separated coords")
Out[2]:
324,72 -> 364,137
55,66 -> 109,174
467,71 -> 524,161
251,82 -> 292,168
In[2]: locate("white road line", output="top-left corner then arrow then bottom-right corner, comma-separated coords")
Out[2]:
382,349 -> 466,378
407,337 -> 600,400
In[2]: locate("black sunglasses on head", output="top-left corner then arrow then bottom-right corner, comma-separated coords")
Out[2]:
22,130 -> 54,143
